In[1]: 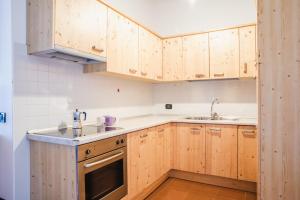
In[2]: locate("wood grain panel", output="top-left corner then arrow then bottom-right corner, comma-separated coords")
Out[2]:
205,124 -> 238,179
55,0 -> 107,57
107,8 -> 139,75
209,29 -> 240,79
238,126 -> 258,182
139,27 -> 163,80
239,26 -> 257,78
258,0 -> 300,199
30,141 -> 77,200
183,33 -> 209,80
173,123 -> 206,174
163,37 -> 183,81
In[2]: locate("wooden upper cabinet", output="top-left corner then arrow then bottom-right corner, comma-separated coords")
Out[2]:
205,125 -> 238,179
139,27 -> 163,80
209,29 -> 240,79
163,37 -> 184,81
238,126 -> 258,182
173,123 -> 206,174
239,26 -> 257,78
107,9 -> 139,75
55,0 -> 107,57
183,33 -> 209,80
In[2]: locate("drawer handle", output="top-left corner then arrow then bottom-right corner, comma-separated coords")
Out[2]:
214,73 -> 224,77
195,74 -> 205,78
243,63 -> 248,74
158,129 -> 164,132
242,130 -> 256,137
141,72 -> 148,76
91,45 -> 104,53
129,68 -> 137,74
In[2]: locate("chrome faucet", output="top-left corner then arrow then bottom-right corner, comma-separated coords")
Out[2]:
210,98 -> 220,120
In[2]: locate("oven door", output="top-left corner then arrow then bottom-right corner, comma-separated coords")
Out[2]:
78,147 -> 127,200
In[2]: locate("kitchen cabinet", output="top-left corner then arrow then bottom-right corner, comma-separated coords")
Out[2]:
27,0 -> 107,63
173,123 -> 206,174
205,125 -> 238,179
239,26 -> 257,78
238,126 -> 258,182
107,8 -> 139,76
163,37 -> 184,81
55,0 -> 107,57
209,29 -> 240,79
139,27 -> 163,80
183,33 -> 210,80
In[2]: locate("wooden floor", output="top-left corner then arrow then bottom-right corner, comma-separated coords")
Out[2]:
145,178 -> 256,200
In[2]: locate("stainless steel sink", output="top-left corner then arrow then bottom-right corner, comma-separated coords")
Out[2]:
184,116 -> 239,121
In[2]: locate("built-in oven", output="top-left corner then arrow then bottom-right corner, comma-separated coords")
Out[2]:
78,135 -> 127,200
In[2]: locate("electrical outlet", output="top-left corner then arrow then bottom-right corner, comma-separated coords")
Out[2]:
0,112 -> 7,123
165,104 -> 172,109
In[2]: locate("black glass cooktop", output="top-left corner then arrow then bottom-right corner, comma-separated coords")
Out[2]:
33,125 -> 123,139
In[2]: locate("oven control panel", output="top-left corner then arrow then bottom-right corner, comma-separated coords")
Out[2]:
77,135 -> 127,162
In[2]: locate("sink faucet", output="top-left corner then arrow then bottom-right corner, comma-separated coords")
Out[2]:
210,98 -> 220,120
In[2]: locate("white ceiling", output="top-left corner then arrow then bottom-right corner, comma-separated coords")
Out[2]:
105,0 -> 257,37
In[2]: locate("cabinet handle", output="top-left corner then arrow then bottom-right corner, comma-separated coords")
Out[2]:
209,128 -> 221,133
242,130 -> 256,137
158,129 -> 164,133
195,74 -> 205,78
243,63 -> 248,74
157,75 -> 163,80
190,127 -> 202,131
129,69 -> 137,74
214,73 -> 224,77
141,72 -> 148,76
91,45 -> 104,53
140,133 -> 148,138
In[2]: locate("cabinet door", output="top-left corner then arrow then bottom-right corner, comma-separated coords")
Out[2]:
206,125 -> 238,179
238,126 -> 257,182
55,0 -> 107,57
107,9 -> 139,75
183,33 -> 209,80
209,29 -> 240,79
163,37 -> 183,81
173,123 -> 206,174
239,26 -> 257,78
139,27 -> 163,80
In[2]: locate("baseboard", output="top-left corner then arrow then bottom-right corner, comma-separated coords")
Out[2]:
169,169 -> 257,193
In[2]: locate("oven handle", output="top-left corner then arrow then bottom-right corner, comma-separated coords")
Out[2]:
84,150 -> 124,168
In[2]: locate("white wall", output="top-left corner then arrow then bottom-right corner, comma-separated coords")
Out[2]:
0,1 -> 14,200
153,80 -> 257,117
105,0 -> 257,36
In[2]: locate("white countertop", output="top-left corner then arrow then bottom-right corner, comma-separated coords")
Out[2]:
27,115 -> 257,146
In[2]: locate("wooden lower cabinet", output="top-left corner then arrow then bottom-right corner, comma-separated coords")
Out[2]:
238,126 -> 258,182
205,125 -> 238,179
127,124 -> 172,199
173,123 -> 206,174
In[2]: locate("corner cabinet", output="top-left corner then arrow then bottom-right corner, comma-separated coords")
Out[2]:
239,26 -> 257,78
209,29 -> 240,79
27,0 -> 107,63
139,27 -> 163,80
238,126 -> 258,182
205,125 -> 238,179
107,8 -> 139,76
163,37 -> 184,81
183,33 -> 210,80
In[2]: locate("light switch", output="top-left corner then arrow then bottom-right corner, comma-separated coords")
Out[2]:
0,112 -> 7,123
